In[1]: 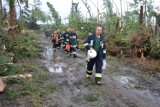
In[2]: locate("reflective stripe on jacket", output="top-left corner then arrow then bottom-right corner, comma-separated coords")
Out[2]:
84,33 -> 106,60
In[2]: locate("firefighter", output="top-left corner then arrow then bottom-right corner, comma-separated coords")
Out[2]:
52,30 -> 60,51
60,31 -> 65,48
84,25 -> 106,85
63,28 -> 71,54
69,28 -> 78,58
57,29 -> 62,48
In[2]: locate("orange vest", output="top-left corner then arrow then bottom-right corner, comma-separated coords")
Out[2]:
65,43 -> 70,51
52,34 -> 59,43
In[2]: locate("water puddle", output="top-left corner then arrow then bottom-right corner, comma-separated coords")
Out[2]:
47,62 -> 67,73
48,64 -> 63,73
115,75 -> 160,103
133,89 -> 160,103
42,44 -> 67,73
115,76 -> 136,88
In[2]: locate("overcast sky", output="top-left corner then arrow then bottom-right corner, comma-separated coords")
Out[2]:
28,0 -> 159,22
3,0 -> 160,23
29,0 -> 128,20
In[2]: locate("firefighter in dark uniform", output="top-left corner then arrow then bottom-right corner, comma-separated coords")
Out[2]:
57,29 -> 62,48
84,25 -> 106,85
63,28 -> 71,54
69,28 -> 78,58
60,31 -> 65,48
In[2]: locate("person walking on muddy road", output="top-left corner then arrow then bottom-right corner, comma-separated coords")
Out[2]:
52,30 -> 60,51
69,28 -> 78,58
63,28 -> 71,54
84,25 -> 106,85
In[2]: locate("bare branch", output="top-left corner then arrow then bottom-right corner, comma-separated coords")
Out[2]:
81,0 -> 92,18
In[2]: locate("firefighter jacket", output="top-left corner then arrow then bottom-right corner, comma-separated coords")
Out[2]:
84,33 -> 106,60
63,31 -> 70,43
69,32 -> 78,46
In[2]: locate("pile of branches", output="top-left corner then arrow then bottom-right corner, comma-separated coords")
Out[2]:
130,27 -> 151,59
0,25 -> 15,75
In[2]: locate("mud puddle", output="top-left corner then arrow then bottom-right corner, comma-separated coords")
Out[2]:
40,37 -> 160,107
115,76 -> 136,88
42,45 -> 67,73
113,66 -> 160,104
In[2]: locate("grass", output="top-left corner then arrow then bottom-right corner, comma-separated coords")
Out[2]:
5,69 -> 57,105
0,30 -> 57,106
84,92 -> 101,101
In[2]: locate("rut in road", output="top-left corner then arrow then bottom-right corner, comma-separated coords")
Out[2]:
41,37 -> 160,107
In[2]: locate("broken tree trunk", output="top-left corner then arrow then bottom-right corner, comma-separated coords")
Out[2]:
0,0 -> 2,13
155,14 -> 160,35
1,73 -> 32,80
0,74 -> 32,92
139,5 -> 144,25
0,0 -> 2,21
116,17 -> 123,33
0,78 -> 5,92
9,0 -> 15,38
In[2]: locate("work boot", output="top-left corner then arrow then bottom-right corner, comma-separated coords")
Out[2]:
95,77 -> 102,85
53,48 -> 56,51
86,71 -> 92,78
73,54 -> 77,58
86,74 -> 91,78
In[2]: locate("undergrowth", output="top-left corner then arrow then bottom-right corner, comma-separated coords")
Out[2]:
0,29 -> 55,106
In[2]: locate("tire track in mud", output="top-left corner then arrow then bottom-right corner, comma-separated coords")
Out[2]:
40,36 -> 160,107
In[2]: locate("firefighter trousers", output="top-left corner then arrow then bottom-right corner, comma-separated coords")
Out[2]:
86,55 -> 103,77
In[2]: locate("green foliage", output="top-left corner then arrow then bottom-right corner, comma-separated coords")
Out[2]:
5,69 -> 57,103
150,35 -> 160,58
12,33 -> 40,59
0,25 -> 22,76
69,15 -> 97,39
123,11 -> 139,36
32,8 -> 46,22
9,0 -> 15,7
47,2 -> 61,26
0,25 -> 8,46
0,63 -> 23,76
0,52 -> 11,75
103,0 -> 113,14
112,35 -> 129,46
6,85 -> 21,100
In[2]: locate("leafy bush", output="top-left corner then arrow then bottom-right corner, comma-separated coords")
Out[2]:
12,33 -> 40,60
150,36 -> 160,59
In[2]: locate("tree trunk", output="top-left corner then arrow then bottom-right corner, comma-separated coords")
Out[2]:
155,17 -> 158,35
139,5 -> 144,25
120,0 -> 122,18
0,0 -> 2,11
0,0 -> 2,21
9,0 -> 15,37
116,17 -> 122,32
143,0 -> 147,26
97,0 -> 99,23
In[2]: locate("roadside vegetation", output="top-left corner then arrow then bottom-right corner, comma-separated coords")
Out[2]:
0,0 -> 160,106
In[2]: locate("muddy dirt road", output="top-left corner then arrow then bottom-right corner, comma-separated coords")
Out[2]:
39,35 -> 160,107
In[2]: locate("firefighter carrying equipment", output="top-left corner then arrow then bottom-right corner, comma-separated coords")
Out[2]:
87,49 -> 97,59
65,43 -> 71,51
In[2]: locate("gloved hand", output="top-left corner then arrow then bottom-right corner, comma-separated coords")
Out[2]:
89,47 -> 93,50
102,59 -> 107,70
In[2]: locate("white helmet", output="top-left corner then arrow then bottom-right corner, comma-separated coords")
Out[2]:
88,49 -> 97,59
